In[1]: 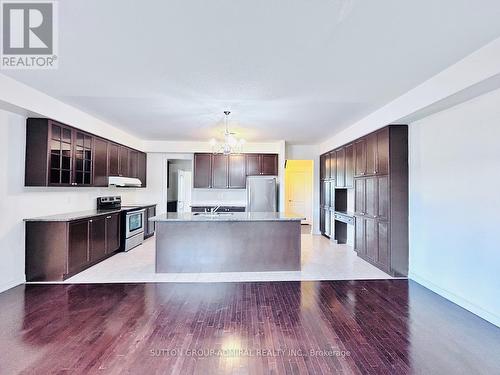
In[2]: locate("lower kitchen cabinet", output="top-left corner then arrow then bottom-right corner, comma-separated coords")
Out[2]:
144,205 -> 157,239
90,216 -> 106,262
106,213 -> 121,253
354,216 -> 365,254
26,212 -> 122,281
68,220 -> 90,275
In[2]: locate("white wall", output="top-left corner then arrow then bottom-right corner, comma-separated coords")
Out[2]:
0,109 -> 143,292
285,144 -> 320,234
409,87 -> 500,327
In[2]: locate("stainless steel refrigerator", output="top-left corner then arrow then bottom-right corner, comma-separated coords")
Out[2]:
246,176 -> 277,212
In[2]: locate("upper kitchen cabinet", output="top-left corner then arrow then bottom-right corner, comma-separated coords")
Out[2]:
108,143 -> 120,176
328,151 -> 336,180
25,118 -> 147,187
137,152 -> 147,187
26,118 -> 79,186
74,131 -> 93,186
193,153 -> 213,188
211,154 -> 228,189
193,153 -> 277,189
128,149 -> 139,178
261,154 -> 278,175
345,143 -> 354,188
335,147 -> 345,187
93,137 -> 108,187
320,154 -> 326,180
354,139 -> 367,177
119,146 -> 129,177
354,128 -> 389,177
228,154 -> 246,188
246,154 -> 278,176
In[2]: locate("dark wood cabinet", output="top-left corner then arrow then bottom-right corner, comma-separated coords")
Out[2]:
144,205 -> 156,239
345,143 -> 354,188
74,131 -> 93,186
354,178 -> 365,215
228,154 -> 246,188
352,125 -> 408,276
68,220 -> 89,275
376,128 -> 389,175
320,125 -> 407,275
129,150 -> 139,178
25,118 -> 147,188
365,133 -> 377,176
354,217 -> 365,254
354,139 -> 367,177
105,213 -> 121,252
93,137 -> 108,187
329,152 -> 336,180
49,122 -> 74,186
246,154 -> 261,176
212,154 -> 228,188
335,148 -> 345,187
324,152 -> 331,179
108,143 -> 120,176
137,152 -> 147,187
26,211 -> 123,281
194,153 -> 277,189
246,154 -> 278,176
193,153 -> 212,188
377,221 -> 389,271
365,177 -> 377,218
377,175 -> 389,221
320,154 -> 326,180
119,146 -> 129,177
320,208 -> 326,234
90,217 -> 106,262
261,154 -> 278,175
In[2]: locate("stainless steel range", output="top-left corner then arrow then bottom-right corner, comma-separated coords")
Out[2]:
123,208 -> 145,251
97,196 -> 145,252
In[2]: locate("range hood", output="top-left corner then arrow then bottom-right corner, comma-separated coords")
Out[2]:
108,176 -> 142,188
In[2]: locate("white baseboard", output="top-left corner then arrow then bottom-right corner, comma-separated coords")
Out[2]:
0,277 -> 25,294
409,272 -> 500,328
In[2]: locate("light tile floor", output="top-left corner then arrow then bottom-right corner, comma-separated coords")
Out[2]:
40,230 -> 394,284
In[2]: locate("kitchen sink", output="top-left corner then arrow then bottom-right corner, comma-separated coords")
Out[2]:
193,212 -> 234,217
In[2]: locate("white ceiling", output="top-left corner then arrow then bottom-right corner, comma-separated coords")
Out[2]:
4,0 -> 500,144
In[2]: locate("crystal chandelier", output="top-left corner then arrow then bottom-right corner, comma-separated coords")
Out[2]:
209,111 -> 245,155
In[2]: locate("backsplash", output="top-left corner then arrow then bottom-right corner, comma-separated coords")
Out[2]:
191,189 -> 246,204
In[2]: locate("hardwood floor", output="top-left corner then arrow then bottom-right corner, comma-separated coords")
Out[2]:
0,280 -> 498,374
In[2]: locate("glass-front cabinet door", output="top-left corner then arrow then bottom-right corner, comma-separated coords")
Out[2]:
49,122 -> 73,186
74,131 -> 93,185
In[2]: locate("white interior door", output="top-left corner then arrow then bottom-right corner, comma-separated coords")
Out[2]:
286,170 -> 312,224
177,170 -> 192,213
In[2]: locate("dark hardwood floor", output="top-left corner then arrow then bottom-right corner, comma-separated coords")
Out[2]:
0,280 -> 498,374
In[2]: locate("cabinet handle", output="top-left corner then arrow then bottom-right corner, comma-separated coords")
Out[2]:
106,216 -> 111,219
89,220 -> 93,223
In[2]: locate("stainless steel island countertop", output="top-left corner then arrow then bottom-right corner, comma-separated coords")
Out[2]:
150,212 -> 305,222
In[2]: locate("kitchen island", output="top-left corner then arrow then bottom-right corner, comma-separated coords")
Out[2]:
151,212 -> 304,273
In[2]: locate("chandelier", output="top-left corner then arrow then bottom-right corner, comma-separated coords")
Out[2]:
209,111 -> 245,155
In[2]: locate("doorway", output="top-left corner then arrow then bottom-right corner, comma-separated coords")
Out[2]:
166,159 -> 192,212
285,160 -> 314,225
